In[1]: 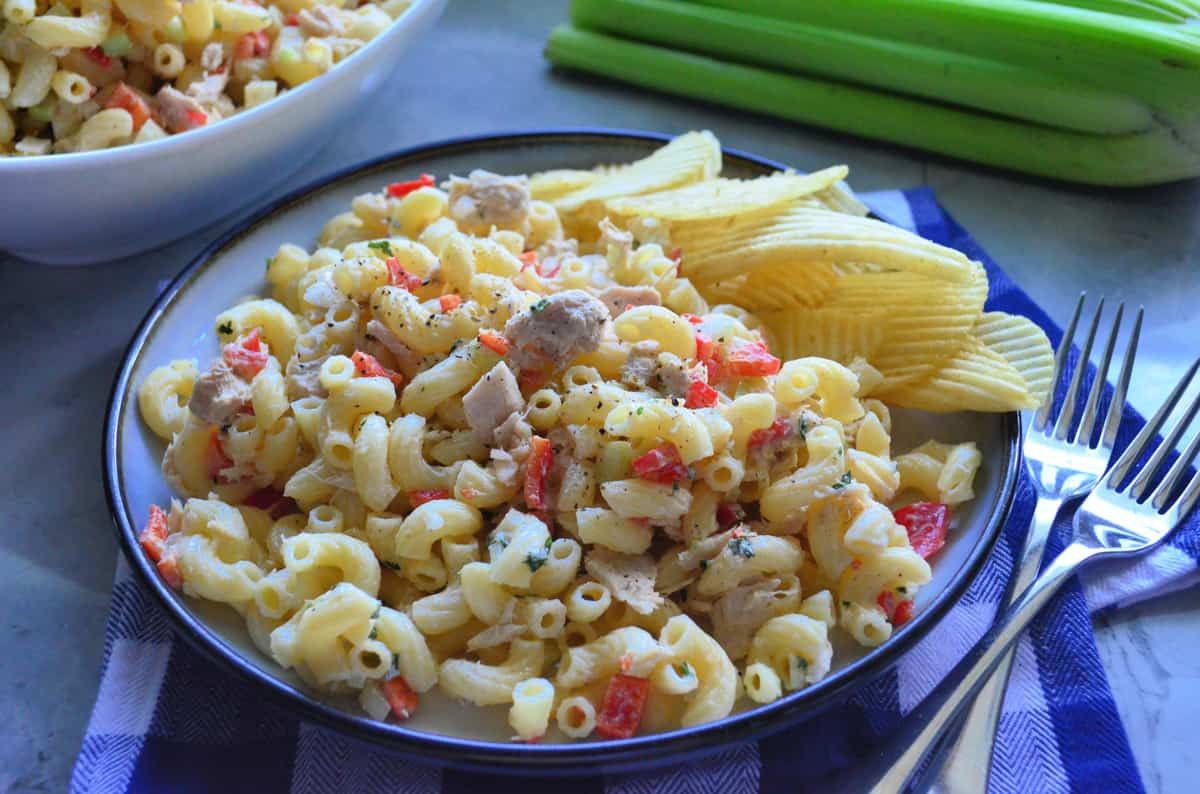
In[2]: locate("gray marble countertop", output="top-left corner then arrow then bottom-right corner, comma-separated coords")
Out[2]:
2,1 -> 1197,790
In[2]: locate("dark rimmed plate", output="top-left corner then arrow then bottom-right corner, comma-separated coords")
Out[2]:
104,129 -> 1019,775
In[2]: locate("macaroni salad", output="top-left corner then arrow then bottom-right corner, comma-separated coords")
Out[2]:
135,134 -> 987,742
0,0 -> 411,154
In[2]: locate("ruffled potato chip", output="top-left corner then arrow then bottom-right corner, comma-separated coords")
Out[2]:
822,262 -> 989,389
700,262 -> 840,312
605,167 -> 849,222
761,306 -> 887,363
814,182 -> 870,217
972,311 -> 1055,406
553,130 -> 722,212
876,335 -> 1038,412
877,311 -> 1053,412
529,169 -> 599,202
672,205 -> 976,285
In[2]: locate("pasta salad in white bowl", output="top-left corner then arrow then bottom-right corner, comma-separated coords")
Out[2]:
107,131 -> 1033,768
0,0 -> 444,265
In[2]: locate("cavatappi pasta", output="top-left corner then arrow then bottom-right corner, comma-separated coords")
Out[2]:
135,132 -> 1014,742
0,0 -> 412,155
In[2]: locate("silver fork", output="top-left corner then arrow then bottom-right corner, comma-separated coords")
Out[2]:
864,357 -> 1200,794
930,294 -> 1141,793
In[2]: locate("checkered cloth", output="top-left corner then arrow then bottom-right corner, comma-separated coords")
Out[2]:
73,188 -> 1197,794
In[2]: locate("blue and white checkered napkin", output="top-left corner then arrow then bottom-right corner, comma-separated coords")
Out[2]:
73,188 -> 1197,794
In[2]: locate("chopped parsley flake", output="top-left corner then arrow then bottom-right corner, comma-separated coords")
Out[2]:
368,627 -> 378,640
636,406 -> 644,415
795,657 -> 808,671
524,550 -> 548,573
544,536 -> 553,550
530,299 -> 549,313
897,586 -> 907,594
699,559 -> 709,571
265,256 -> 273,272
367,240 -> 393,255
677,661 -> 693,677
371,606 -> 381,619
490,534 -> 510,552
831,471 -> 853,490
729,536 -> 755,559
798,417 -> 808,440
217,321 -> 234,335
381,560 -> 402,571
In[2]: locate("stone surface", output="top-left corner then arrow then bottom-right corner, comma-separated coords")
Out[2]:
1,0 -> 1197,790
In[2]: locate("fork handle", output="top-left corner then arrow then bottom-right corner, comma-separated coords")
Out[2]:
926,495 -> 1065,793
862,542 -> 1097,794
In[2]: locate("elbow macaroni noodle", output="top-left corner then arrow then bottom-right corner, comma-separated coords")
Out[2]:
135,141 -> 987,741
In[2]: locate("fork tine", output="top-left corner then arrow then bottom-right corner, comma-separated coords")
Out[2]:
1100,307 -> 1142,451
1055,298 -> 1105,441
1074,302 -> 1123,445
1131,374 -> 1200,501
1178,466 -> 1200,520
1035,293 -> 1084,432
1106,358 -> 1200,492
1150,425 -> 1200,511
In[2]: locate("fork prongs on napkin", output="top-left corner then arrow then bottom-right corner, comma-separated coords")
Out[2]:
1037,293 -> 1141,448
1034,293 -> 1085,432
1103,358 -> 1200,516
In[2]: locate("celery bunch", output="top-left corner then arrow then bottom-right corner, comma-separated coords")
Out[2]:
545,0 -> 1200,186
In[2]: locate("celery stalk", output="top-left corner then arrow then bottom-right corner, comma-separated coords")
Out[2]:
683,0 -> 1200,105
544,25 -> 1200,186
570,0 -> 1152,135
1035,0 -> 1197,21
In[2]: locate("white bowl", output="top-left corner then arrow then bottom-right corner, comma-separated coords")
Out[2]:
0,0 -> 445,266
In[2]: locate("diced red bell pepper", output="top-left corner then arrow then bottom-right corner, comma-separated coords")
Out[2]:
351,350 -> 404,389
381,676 -> 419,720
748,417 -> 792,449
205,427 -> 234,482
438,294 -> 463,312
893,502 -> 951,560
518,368 -> 547,392
233,30 -> 271,59
694,331 -> 724,383
716,503 -> 744,528
284,11 -> 299,24
525,436 -> 553,510
185,109 -> 208,128
631,444 -> 689,484
478,331 -> 509,356
877,589 -> 895,617
139,504 -> 169,563
668,247 -> 683,262
105,83 -> 153,132
386,174 -> 435,199
595,674 -> 650,740
222,328 -> 269,380
84,47 -> 112,67
408,489 -> 449,507
724,341 -> 781,378
243,487 -> 298,519
682,313 -> 703,325
157,553 -> 182,590
140,505 -> 182,588
518,251 -> 538,271
893,600 -> 914,627
684,378 -> 719,409
385,258 -> 425,291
